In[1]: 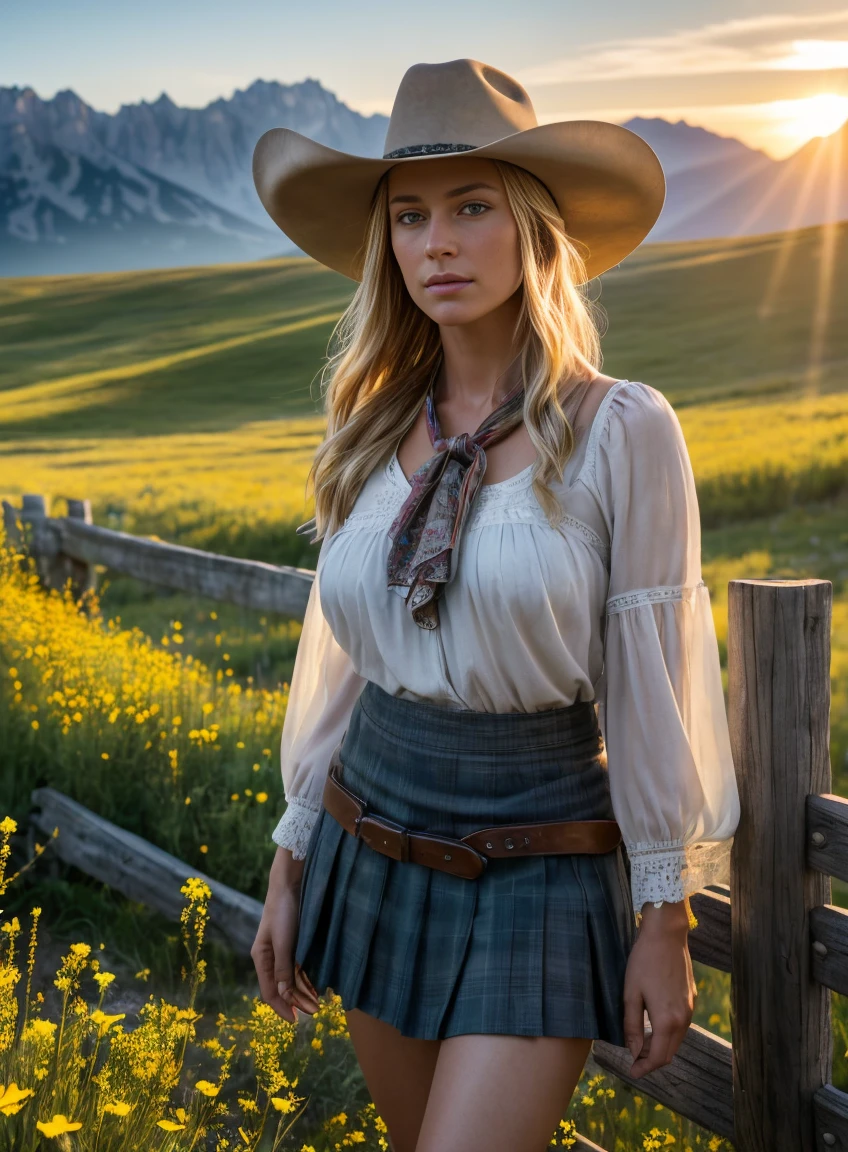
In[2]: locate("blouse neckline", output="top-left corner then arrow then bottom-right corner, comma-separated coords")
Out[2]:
387,450 -> 535,494
386,379 -> 632,497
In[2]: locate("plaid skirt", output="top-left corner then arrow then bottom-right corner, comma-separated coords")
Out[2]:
294,680 -> 637,1044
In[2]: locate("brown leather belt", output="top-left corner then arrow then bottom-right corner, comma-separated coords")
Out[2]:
322,756 -> 622,880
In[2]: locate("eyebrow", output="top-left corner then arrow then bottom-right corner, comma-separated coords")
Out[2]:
388,181 -> 499,205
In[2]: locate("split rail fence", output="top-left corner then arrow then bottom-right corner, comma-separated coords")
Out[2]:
3,493 -> 845,1152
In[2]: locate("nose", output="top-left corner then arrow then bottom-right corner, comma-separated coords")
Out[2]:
423,212 -> 459,259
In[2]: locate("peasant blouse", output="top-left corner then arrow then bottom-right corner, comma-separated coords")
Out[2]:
270,379 -> 741,913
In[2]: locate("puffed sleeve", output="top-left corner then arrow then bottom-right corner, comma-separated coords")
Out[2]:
593,381 -> 741,915
270,560 -> 367,858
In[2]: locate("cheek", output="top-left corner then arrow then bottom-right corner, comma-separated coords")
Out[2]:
391,227 -> 418,270
473,219 -> 522,285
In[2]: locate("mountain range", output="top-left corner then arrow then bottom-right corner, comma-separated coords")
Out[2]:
2,78 -> 846,277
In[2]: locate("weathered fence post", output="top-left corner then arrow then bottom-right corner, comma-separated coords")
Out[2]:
1,494 -> 97,604
61,497 -> 97,602
728,577 -> 833,1151
12,494 -> 56,590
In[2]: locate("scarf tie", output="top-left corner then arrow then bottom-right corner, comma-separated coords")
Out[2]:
386,366 -> 526,630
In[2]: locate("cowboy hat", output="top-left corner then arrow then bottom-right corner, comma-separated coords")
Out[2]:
252,57 -> 666,283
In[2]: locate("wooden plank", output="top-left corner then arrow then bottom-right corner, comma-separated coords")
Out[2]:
591,1024 -> 733,1140
814,1083 -> 848,1149
22,785 -> 633,1152
36,515 -> 315,619
808,794 -> 848,884
688,886 -> 731,972
727,578 -> 833,1152
810,905 -> 848,996
29,787 -> 263,957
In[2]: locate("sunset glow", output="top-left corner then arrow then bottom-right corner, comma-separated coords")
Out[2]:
770,93 -> 848,153
784,92 -> 848,138
772,39 -> 848,71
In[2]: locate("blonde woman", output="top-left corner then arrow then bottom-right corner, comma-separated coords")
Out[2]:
250,59 -> 740,1152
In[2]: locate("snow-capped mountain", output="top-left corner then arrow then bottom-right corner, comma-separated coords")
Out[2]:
0,121 -> 281,276
1,78 -> 846,276
0,79 -> 390,276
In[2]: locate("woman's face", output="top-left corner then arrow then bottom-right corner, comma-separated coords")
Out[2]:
387,156 -> 523,326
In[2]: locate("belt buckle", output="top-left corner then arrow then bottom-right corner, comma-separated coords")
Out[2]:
355,810 -> 411,863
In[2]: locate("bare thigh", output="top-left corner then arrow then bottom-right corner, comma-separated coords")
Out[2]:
345,1007 -> 442,1152
415,1033 -> 593,1152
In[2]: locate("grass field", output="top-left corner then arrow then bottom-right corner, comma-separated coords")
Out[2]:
2,217 -> 848,1148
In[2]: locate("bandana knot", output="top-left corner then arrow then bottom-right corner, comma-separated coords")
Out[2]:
385,360 -> 526,630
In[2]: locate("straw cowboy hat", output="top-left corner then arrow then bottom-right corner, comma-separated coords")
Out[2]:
252,57 -> 666,283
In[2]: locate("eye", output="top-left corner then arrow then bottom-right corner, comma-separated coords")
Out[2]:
460,201 -> 490,216
396,210 -> 424,225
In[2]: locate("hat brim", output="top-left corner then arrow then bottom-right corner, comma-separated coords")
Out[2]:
252,119 -> 665,283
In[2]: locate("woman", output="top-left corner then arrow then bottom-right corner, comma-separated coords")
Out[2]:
249,59 -> 741,1152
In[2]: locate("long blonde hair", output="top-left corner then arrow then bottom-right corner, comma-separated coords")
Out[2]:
306,158 -> 607,541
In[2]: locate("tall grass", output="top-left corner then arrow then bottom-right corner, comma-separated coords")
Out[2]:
0,524 -> 741,1149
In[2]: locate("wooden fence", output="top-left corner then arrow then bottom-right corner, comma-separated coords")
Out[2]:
3,494 -> 845,1152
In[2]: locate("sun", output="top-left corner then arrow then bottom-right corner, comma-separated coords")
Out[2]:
783,93 -> 848,142
764,92 -> 848,153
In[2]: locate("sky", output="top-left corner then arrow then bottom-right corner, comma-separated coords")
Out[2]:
4,0 -> 848,159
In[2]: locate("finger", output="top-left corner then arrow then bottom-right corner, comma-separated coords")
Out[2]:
295,963 -> 319,1002
632,1023 -> 685,1075
293,967 -> 320,1012
664,1021 -> 692,1067
628,1029 -> 653,1078
281,985 -> 317,1016
622,992 -> 646,1064
648,1024 -> 681,1070
251,936 -> 297,1024
274,949 -> 321,1020
285,971 -> 320,1015
251,932 -> 282,1006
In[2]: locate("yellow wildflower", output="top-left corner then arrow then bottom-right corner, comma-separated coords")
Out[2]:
37,1114 -> 83,1136
103,1101 -> 132,1116
0,1083 -> 34,1115
195,1080 -> 220,1096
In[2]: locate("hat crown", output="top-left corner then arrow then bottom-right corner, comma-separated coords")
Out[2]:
382,59 -> 538,159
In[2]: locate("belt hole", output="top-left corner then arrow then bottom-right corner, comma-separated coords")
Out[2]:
444,854 -> 452,861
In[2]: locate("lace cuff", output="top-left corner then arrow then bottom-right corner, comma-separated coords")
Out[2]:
270,796 -> 322,859
627,837 -> 733,912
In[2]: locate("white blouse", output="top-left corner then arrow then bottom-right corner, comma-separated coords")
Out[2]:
271,379 -> 741,913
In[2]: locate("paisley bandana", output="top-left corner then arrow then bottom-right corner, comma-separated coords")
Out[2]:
386,361 -> 527,630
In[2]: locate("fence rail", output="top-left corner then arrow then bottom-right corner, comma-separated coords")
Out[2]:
2,494 -> 314,617
4,493 -> 844,1151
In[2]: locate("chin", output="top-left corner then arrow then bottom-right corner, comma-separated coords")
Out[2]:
419,299 -> 492,326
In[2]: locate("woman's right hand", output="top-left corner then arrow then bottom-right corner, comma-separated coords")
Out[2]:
251,847 -> 321,1023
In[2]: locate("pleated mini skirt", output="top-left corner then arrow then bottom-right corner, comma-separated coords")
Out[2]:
294,680 -> 637,1044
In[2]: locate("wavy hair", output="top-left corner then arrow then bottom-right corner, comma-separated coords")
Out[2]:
304,158 -> 607,541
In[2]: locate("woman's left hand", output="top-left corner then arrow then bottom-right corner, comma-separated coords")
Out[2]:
622,901 -> 697,1078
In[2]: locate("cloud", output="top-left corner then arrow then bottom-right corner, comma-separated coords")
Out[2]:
515,10 -> 848,85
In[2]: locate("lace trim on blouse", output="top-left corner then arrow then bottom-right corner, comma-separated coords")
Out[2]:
627,837 -> 733,907
333,452 -> 610,566
271,796 -> 321,859
606,581 -> 707,615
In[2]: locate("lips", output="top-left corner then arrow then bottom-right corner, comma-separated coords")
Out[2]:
425,274 -> 471,286
424,275 -> 473,294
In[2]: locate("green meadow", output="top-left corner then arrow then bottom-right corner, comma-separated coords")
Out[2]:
1,218 -> 848,1148
1,220 -> 847,749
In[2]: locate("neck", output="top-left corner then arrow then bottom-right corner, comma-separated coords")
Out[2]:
434,292 -> 524,411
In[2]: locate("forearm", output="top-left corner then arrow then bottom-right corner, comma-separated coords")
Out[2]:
269,844 -> 307,892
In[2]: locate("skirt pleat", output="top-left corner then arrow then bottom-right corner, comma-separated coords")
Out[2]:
294,681 -> 637,1044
